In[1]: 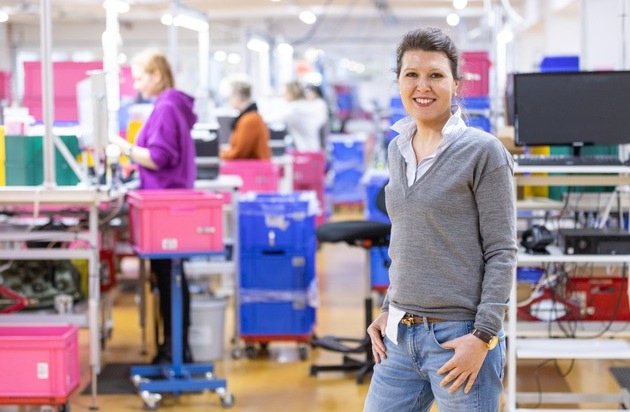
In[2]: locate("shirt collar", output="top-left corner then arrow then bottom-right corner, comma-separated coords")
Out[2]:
392,105 -> 467,147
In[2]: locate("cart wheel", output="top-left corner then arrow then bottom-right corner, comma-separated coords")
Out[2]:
220,392 -> 235,408
245,345 -> 256,359
309,365 -> 318,377
298,346 -> 309,361
58,401 -> 70,412
231,347 -> 243,359
141,390 -> 162,411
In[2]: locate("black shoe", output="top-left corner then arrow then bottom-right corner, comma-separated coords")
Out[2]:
151,344 -> 171,365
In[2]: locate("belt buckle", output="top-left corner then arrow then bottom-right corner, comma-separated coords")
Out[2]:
401,313 -> 415,327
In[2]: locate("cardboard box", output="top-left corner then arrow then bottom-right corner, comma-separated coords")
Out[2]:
497,126 -> 525,155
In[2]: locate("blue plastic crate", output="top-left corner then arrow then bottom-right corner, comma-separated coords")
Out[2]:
240,249 -> 316,291
370,246 -> 391,290
516,267 -> 544,283
238,192 -> 318,252
466,115 -> 491,133
239,301 -> 315,336
540,55 -> 579,72
461,96 -> 490,110
330,169 -> 364,203
329,136 -> 365,172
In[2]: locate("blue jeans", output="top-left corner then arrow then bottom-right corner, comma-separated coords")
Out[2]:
363,319 -> 506,412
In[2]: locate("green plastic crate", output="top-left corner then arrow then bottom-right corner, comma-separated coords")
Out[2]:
4,135 -> 80,186
547,145 -> 619,201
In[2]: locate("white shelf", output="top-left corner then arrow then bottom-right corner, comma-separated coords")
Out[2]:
518,251 -> 630,264
515,165 -> 630,174
516,338 -> 630,359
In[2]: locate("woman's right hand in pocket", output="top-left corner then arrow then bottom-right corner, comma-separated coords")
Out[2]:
367,312 -> 389,363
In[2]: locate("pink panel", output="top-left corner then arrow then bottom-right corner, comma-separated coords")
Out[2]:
220,160 -> 280,193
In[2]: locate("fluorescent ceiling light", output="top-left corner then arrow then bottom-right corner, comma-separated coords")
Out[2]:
0,11 -> 9,23
247,38 -> 270,53
446,13 -> 460,26
497,27 -> 514,44
453,0 -> 468,10
277,43 -> 293,54
214,50 -> 227,62
299,10 -> 317,25
161,11 -> 209,32
227,53 -> 241,65
103,0 -> 130,14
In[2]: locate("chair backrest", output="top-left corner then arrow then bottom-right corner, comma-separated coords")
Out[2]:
375,181 -> 388,218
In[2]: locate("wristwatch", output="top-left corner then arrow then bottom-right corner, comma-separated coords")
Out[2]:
124,145 -> 134,159
471,328 -> 499,350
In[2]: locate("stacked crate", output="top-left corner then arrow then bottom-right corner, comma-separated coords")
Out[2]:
4,135 -> 80,186
291,151 -> 327,226
237,192 -> 318,355
461,51 -> 491,133
327,134 -> 366,205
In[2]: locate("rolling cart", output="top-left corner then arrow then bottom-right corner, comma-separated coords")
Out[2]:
126,189 -> 234,410
232,192 -> 319,360
129,255 -> 233,410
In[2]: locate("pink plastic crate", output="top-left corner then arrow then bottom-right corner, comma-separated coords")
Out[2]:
461,51 -> 491,97
291,151 -> 326,187
220,160 -> 280,193
0,325 -> 79,398
127,189 -> 224,254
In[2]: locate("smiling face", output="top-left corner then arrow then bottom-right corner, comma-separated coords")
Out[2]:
398,49 -> 459,129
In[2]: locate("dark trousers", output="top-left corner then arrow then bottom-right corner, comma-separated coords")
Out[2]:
151,259 -> 191,345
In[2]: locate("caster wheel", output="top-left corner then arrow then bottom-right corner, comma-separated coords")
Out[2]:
220,392 -> 235,408
298,346 -> 309,361
231,347 -> 243,359
245,345 -> 256,359
309,365 -> 318,377
140,391 -> 162,411
58,402 -> 70,412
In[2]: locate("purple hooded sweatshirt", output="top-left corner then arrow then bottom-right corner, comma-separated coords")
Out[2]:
135,89 -> 197,189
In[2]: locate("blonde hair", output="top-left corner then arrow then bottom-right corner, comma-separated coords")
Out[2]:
132,48 -> 175,92
284,81 -> 305,101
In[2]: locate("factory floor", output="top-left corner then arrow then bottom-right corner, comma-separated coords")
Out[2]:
2,210 -> 630,411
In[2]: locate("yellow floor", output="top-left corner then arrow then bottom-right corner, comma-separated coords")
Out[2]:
3,211 -> 630,411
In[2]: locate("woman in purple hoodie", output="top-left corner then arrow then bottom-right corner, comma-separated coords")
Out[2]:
110,48 -> 197,364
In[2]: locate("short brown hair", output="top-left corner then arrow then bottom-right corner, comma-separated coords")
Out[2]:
132,48 -> 175,92
395,27 -> 461,81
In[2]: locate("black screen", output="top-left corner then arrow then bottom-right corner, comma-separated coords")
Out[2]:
513,71 -> 630,146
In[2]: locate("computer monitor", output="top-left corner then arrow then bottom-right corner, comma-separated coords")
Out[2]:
192,123 -> 220,180
217,115 -> 235,145
513,71 -> 630,150
76,70 -> 108,150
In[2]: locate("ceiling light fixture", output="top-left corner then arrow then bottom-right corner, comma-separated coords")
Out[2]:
247,38 -> 270,52
299,10 -> 317,25
161,8 -> 209,32
446,13 -> 460,26
277,43 -> 294,54
103,0 -> 130,14
227,53 -> 241,65
0,11 -> 9,23
453,0 -> 468,10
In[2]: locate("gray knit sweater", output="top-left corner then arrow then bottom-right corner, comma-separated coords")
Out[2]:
382,127 -> 518,336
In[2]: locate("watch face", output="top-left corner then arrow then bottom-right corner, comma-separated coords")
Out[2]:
488,335 -> 499,350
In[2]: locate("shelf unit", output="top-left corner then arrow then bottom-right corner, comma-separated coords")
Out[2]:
507,165 -> 630,411
0,186 -> 118,409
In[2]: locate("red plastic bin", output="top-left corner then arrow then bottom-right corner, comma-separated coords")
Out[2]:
0,325 -> 79,399
220,160 -> 280,193
127,189 -> 224,254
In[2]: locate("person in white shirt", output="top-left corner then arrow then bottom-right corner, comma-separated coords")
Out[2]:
282,81 -> 323,152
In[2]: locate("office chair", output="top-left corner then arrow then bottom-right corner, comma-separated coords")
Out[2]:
310,183 -> 390,384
